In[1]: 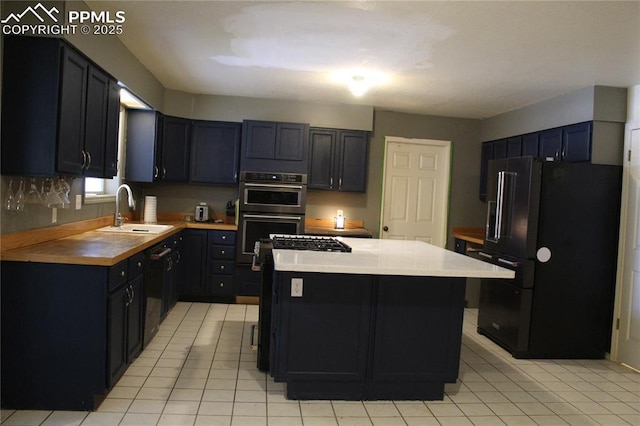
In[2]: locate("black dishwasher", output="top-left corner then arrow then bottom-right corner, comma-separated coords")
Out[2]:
143,244 -> 172,347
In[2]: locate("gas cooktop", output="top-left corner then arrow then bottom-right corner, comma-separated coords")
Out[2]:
271,235 -> 352,252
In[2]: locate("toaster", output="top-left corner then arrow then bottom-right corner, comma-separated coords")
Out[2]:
195,204 -> 209,222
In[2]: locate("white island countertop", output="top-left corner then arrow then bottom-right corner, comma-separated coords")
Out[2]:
273,237 -> 515,279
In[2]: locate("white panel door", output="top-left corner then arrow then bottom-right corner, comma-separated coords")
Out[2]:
380,137 -> 451,247
617,127 -> 640,370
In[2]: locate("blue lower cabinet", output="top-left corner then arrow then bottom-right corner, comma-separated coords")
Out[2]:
235,264 -> 261,297
1,254 -> 145,410
207,231 -> 236,298
180,229 -> 237,301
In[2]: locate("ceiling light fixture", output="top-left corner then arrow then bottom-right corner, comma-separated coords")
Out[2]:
349,75 -> 369,97
119,86 -> 150,109
330,69 -> 389,98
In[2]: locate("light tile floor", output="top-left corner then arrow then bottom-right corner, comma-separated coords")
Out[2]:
1,302 -> 638,425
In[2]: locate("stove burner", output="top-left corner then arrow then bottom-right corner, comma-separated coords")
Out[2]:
271,235 -> 352,252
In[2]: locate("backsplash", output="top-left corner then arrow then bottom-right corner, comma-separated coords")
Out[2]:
137,182 -> 239,221
0,175 -> 116,234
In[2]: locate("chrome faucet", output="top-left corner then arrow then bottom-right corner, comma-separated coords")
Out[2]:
114,184 -> 136,227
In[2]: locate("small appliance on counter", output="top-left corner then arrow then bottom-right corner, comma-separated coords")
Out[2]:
195,203 -> 209,222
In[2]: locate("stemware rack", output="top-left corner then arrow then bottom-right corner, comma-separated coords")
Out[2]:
3,176 -> 75,211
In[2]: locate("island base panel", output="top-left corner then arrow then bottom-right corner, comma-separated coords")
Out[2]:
272,271 -> 466,401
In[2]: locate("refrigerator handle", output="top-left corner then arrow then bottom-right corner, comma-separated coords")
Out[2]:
498,258 -> 519,268
495,171 -> 506,241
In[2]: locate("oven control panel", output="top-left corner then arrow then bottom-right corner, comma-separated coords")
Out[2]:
241,171 -> 307,184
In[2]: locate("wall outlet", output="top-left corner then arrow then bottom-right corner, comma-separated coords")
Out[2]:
291,278 -> 303,297
51,207 -> 57,223
75,194 -> 82,210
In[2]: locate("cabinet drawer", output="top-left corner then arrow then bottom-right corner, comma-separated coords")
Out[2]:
128,252 -> 145,278
210,244 -> 234,260
209,230 -> 235,246
108,260 -> 128,292
211,260 -> 235,275
209,275 -> 235,295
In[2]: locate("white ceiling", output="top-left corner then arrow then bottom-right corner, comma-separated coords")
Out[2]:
86,1 -> 640,119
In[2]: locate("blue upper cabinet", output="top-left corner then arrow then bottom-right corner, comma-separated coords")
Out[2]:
539,122 -> 591,162
479,122 -> 593,200
562,122 -> 592,162
1,36 -> 119,178
190,120 -> 241,184
308,128 -> 368,192
240,120 -> 310,173
522,133 -> 539,157
539,128 -> 564,160
507,137 -> 522,158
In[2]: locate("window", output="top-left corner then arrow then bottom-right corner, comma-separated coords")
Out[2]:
84,177 -> 105,194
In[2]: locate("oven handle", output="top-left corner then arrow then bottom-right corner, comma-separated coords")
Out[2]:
243,183 -> 304,190
243,214 -> 303,221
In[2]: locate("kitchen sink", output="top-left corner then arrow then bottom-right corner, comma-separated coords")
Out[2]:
96,224 -> 174,234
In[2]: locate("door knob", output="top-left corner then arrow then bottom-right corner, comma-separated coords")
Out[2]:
383,226 -> 389,232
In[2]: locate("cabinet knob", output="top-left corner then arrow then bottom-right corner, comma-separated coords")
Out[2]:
219,282 -> 224,288
137,261 -> 142,268
220,265 -> 225,270
120,270 -> 125,277
221,250 -> 225,255
222,235 -> 227,240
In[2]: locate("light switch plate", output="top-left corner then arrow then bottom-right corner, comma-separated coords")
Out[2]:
75,194 -> 82,210
291,278 -> 303,297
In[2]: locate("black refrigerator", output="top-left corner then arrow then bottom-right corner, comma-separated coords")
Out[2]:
477,157 -> 622,358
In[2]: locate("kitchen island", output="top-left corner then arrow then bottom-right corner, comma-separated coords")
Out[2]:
268,237 -> 513,401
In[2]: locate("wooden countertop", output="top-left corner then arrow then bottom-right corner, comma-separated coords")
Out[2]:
452,227 -> 484,245
0,216 -> 237,267
305,218 -> 373,238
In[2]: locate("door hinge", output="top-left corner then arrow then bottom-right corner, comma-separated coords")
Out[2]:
616,318 -> 621,330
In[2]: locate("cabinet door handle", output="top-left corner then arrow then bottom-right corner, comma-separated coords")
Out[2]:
339,177 -> 342,189
125,287 -> 131,306
561,148 -> 566,161
162,167 -> 167,179
154,166 -> 159,179
85,151 -> 92,170
81,150 -> 87,170
330,177 -> 333,188
129,285 -> 135,304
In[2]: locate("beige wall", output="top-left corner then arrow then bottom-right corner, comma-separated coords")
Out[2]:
164,90 -> 374,131
360,111 -> 484,246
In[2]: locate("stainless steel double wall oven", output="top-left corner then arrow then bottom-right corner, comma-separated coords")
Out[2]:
236,172 -> 307,263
